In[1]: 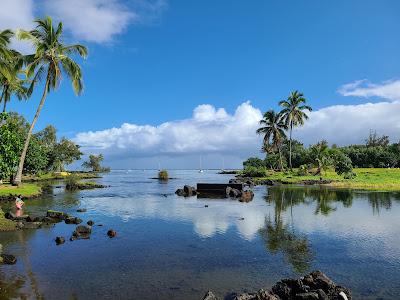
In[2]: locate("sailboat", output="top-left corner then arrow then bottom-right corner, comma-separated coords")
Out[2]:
199,156 -> 204,173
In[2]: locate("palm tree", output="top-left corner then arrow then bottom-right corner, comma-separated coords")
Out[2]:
0,50 -> 30,112
12,17 -> 87,186
0,29 -> 13,60
256,110 -> 287,171
279,91 -> 312,170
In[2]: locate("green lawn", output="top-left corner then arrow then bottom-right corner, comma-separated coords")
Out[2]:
0,183 -> 42,197
255,168 -> 400,191
23,171 -> 100,182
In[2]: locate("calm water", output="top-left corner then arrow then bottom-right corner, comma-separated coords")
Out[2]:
1,170 -> 400,299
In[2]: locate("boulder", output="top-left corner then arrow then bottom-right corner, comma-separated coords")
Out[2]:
22,221 -> 42,229
176,186 -> 197,197
272,281 -> 292,299
175,189 -> 186,196
0,254 -> 17,265
46,210 -> 68,220
87,220 -> 94,226
55,236 -> 65,245
65,217 -> 83,225
71,225 -> 92,240
77,208 -> 87,213
295,292 -> 319,300
228,188 -> 241,198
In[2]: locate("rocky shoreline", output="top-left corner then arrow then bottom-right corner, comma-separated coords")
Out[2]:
202,270 -> 351,300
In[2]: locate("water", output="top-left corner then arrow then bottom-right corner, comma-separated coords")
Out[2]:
1,170 -> 400,299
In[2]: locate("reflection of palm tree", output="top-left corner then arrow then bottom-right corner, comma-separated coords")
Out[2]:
367,193 -> 392,215
259,217 -> 313,274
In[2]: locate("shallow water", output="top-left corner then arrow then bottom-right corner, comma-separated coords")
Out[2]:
1,170 -> 400,299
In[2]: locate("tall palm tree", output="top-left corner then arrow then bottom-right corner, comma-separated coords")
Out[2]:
0,50 -> 30,112
0,29 -> 13,60
279,91 -> 312,170
256,110 -> 287,171
12,17 -> 87,186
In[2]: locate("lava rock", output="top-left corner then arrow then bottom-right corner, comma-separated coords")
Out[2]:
1,254 -> 17,265
46,210 -> 68,220
87,220 -> 94,226
76,208 -> 87,213
71,225 -> 92,240
239,190 -> 254,202
55,236 -> 65,245
295,292 -> 319,300
65,217 -> 83,225
22,221 -> 42,229
175,189 -> 185,196
202,291 -> 219,300
107,229 -> 117,238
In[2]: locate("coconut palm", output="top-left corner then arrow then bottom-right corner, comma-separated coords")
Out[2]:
0,29 -> 13,60
0,50 -> 30,112
256,110 -> 287,170
12,17 -> 87,185
279,91 -> 312,170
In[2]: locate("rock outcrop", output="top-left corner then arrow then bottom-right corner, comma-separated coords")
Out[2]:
175,185 -> 197,197
202,271 -> 351,300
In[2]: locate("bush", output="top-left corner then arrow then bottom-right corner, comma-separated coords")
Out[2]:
243,157 -> 265,169
335,154 -> 353,176
297,164 -> 309,176
158,170 -> 169,181
65,174 -> 80,191
344,172 -> 357,180
242,166 -> 267,177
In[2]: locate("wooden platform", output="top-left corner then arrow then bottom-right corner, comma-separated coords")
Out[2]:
196,183 -> 243,197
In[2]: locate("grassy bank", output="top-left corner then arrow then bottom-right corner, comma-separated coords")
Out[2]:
22,171 -> 101,182
0,183 -> 42,198
253,168 -> 400,191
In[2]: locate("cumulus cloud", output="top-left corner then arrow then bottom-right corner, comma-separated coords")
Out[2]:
338,79 -> 400,101
75,98 -> 400,167
75,102 -> 264,159
44,0 -> 135,43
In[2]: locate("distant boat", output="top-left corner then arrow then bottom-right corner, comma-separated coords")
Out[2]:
199,156 -> 204,173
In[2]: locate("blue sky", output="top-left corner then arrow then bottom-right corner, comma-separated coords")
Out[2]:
2,0 -> 400,168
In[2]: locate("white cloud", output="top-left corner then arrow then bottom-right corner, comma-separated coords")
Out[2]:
75,101 -> 263,159
338,79 -> 400,101
44,0 -> 135,43
75,98 -> 400,166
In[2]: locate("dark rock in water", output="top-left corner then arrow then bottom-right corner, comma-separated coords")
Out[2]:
47,210 -> 68,220
204,205 -> 209,208
206,270 -> 351,300
77,208 -> 87,213
239,190 -> 254,202
87,220 -> 94,226
259,179 -> 274,186
71,225 -> 92,240
44,216 -> 62,224
97,224 -> 104,227
107,229 -> 117,238
22,221 -> 42,229
229,177 -> 255,186
55,236 -> 65,245
176,185 -> 197,197
5,212 -> 28,221
202,291 -> 218,300
175,189 -> 185,196
65,217 -> 83,225
1,254 -> 17,265
228,188 -> 241,198
26,215 -> 43,222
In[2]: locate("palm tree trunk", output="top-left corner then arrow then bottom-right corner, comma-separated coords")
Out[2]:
279,147 -> 284,172
289,122 -> 293,170
12,78 -> 49,186
0,88 -> 5,112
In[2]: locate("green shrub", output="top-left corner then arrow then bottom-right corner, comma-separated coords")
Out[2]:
158,170 -> 169,181
242,166 -> 267,177
344,172 -> 357,180
65,174 -> 80,191
297,164 -> 309,176
335,154 -> 353,176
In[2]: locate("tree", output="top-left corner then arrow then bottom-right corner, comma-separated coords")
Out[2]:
256,110 -> 287,171
309,140 -> 331,175
0,113 -> 24,181
243,157 -> 265,169
366,130 -> 389,147
13,17 -> 87,185
279,91 -> 312,170
82,154 -> 109,172
48,138 -> 82,172
0,29 -> 13,61
0,50 -> 30,112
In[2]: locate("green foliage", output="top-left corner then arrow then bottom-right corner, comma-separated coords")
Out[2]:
48,138 -> 82,171
24,135 -> 48,174
297,164 -> 309,176
264,153 -> 282,170
0,113 -> 23,180
158,169 -> 169,181
82,154 -> 109,172
243,157 -> 265,169
242,166 -> 267,177
65,174 -> 79,191
334,154 -> 353,176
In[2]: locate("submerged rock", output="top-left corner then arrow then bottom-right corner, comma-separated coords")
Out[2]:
46,210 -> 68,220
87,220 -> 94,226
107,229 -> 117,238
77,208 -> 87,213
55,236 -> 65,245
65,217 -> 83,225
239,190 -> 254,202
71,225 -> 92,240
0,254 -> 17,265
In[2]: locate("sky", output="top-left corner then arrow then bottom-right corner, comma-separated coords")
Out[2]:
1,0 -> 400,169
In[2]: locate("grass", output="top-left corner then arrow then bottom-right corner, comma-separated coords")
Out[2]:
23,171 -> 100,182
0,183 -> 41,197
254,168 -> 400,191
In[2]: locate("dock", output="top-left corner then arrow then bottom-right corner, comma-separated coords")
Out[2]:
196,183 -> 243,197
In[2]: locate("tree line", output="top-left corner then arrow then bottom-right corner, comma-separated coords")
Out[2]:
0,17 -> 107,184
249,91 -> 400,177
